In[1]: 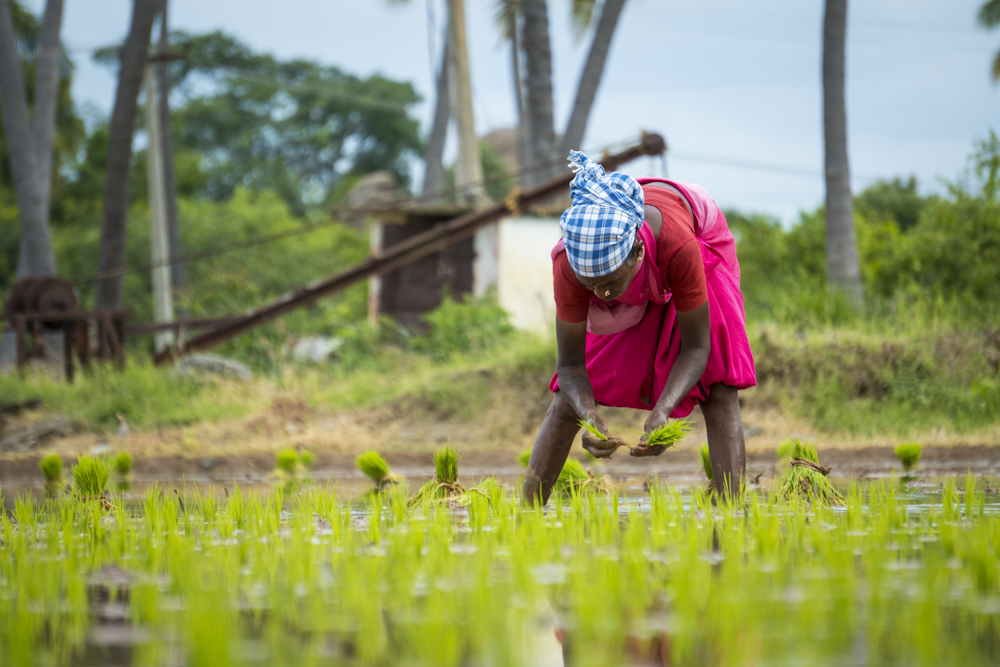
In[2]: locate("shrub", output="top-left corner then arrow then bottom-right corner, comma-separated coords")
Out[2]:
895,443 -> 923,471
72,456 -> 110,497
410,293 -> 514,360
40,454 -> 63,482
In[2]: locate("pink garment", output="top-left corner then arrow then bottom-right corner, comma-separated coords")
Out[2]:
549,179 -> 757,416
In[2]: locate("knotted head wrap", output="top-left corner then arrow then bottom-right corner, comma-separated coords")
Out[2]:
558,150 -> 645,278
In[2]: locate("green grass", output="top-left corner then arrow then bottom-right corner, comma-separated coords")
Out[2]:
275,449 -> 298,473
699,444 -> 713,481
113,451 -> 132,476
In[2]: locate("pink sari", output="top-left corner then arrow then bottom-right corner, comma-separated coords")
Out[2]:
548,179 -> 757,417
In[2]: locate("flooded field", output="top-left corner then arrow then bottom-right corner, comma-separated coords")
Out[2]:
2,478 -> 999,666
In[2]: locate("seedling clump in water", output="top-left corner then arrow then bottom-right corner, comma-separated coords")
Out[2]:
356,450 -> 400,491
40,454 -> 64,498
71,455 -> 110,498
778,438 -> 844,506
895,443 -> 922,471
411,446 -> 465,504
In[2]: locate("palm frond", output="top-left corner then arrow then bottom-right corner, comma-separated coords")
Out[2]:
978,0 -> 1000,28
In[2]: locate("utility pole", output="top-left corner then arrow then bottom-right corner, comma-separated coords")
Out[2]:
144,65 -> 174,353
447,0 -> 496,296
447,0 -> 486,207
156,0 -> 183,296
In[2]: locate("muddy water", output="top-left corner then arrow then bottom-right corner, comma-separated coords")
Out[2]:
3,444 -> 999,506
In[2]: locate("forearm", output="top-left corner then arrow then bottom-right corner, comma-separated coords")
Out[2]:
556,365 -> 598,419
652,346 -> 709,418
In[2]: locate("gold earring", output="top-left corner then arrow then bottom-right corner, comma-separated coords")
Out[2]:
604,290 -> 610,297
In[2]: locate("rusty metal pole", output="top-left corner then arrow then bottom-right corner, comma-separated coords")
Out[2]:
154,134 -> 666,366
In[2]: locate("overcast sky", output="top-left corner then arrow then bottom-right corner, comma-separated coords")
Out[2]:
38,0 -> 1000,222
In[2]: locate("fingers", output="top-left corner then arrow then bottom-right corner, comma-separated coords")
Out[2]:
582,436 -> 619,459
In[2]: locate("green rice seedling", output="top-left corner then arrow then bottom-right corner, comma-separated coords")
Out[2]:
39,454 -> 63,498
643,419 -> 693,449
452,476 -> 505,507
516,449 -> 531,468
578,419 -> 608,441
299,450 -> 316,469
776,439 -> 793,461
113,452 -> 133,492
895,443 -> 922,471
777,438 -> 844,506
410,446 -> 465,505
276,449 -> 298,473
699,444 -> 714,481
71,455 -> 110,498
356,450 -> 399,490
553,457 -> 612,496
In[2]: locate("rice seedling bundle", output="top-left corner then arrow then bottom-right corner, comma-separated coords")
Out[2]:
516,449 -> 531,468
410,446 -> 465,505
275,449 -> 298,474
71,455 -> 110,498
699,444 -> 713,481
299,450 -> 316,469
777,439 -> 845,506
895,442 -> 922,471
553,457 -> 613,496
40,454 -> 63,482
643,419 -> 693,449
355,451 -> 399,489
578,419 -> 628,453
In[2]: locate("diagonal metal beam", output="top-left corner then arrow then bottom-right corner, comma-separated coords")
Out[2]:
154,133 -> 666,365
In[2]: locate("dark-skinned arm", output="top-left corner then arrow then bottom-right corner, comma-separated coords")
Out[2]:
555,317 -> 620,457
633,301 -> 711,456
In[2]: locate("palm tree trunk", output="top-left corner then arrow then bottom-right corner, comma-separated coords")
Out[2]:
422,14 -> 451,198
508,1 -> 529,185
156,0 -> 184,293
521,0 -> 557,187
0,0 -> 56,278
559,0 -> 627,156
95,0 -> 160,310
822,0 -> 863,308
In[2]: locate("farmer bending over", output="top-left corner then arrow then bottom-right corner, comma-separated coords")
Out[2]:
523,152 -> 757,505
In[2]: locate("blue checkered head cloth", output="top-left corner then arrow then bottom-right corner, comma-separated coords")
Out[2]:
558,150 -> 645,278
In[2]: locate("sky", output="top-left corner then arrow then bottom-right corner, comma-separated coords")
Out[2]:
39,0 -> 1000,223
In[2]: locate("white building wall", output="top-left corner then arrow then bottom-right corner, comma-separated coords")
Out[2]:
496,216 -> 561,335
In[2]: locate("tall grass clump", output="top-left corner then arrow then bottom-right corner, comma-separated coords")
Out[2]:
411,446 -> 464,504
39,454 -> 63,498
71,455 -> 110,498
778,438 -> 844,506
895,443 -> 922,471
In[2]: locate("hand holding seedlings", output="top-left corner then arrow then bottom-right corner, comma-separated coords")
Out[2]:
632,418 -> 693,457
578,415 -> 625,458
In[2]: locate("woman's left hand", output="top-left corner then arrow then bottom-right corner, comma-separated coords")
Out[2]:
631,408 -> 671,457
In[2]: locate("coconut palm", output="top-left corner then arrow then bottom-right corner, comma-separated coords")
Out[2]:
504,0 -> 628,186
0,0 -> 65,278
978,0 -> 1000,81
95,0 -> 159,310
822,0 -> 863,308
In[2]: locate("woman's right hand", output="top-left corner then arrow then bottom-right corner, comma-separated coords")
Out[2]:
581,413 -> 620,459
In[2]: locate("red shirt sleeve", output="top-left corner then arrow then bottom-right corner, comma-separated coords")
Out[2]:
643,186 -> 708,312
552,251 -> 591,322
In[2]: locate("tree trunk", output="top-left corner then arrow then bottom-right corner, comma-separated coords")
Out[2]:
95,0 -> 159,310
508,1 -> 530,186
822,0 -> 863,308
0,0 -> 57,278
521,0 -> 557,187
156,0 -> 184,293
421,14 -> 451,198
559,0 -> 627,157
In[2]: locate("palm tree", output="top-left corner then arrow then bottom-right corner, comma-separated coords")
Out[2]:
95,0 -> 159,310
0,0 -> 64,278
822,0 -> 863,308
978,0 -> 1000,81
509,0 -> 628,185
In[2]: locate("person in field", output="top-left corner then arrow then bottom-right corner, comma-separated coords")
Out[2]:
523,151 -> 756,504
